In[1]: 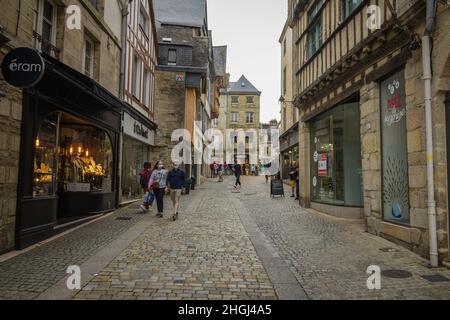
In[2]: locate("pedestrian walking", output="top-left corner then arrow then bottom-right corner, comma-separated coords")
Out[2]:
210,162 -> 215,178
234,162 -> 242,188
295,163 -> 300,201
149,160 -> 168,217
167,162 -> 185,221
217,164 -> 224,182
289,161 -> 298,198
139,162 -> 153,213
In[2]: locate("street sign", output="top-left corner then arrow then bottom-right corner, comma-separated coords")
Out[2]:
176,73 -> 185,82
1,47 -> 45,88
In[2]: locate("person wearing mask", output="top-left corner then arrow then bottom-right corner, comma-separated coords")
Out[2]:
233,161 -> 242,189
139,162 -> 153,213
148,160 -> 168,217
167,162 -> 186,221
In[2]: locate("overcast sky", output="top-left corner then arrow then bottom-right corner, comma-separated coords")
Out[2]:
207,0 -> 287,123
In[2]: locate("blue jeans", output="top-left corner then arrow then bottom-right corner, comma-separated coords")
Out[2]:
144,191 -> 154,205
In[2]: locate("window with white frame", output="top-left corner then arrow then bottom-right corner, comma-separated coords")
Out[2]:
231,96 -> 239,104
231,112 -> 238,123
246,112 -> 254,124
83,36 -> 95,78
168,49 -> 177,65
33,0 -> 57,56
132,55 -> 142,99
139,6 -> 149,37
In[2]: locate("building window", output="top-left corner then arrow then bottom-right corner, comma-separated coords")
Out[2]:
343,0 -> 363,20
283,67 -> 287,95
231,112 -> 238,123
231,96 -> 239,104
132,55 -> 142,99
306,0 -> 323,59
168,49 -> 177,65
33,0 -> 57,56
380,70 -> 410,225
310,100 -> 362,206
283,38 -> 287,56
143,69 -> 150,107
246,112 -> 254,124
307,21 -> 322,59
139,6 -> 149,37
83,36 -> 95,78
246,96 -> 254,104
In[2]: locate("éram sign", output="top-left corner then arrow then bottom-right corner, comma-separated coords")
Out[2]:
1,47 -> 45,88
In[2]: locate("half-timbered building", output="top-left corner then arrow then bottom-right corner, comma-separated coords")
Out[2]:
290,0 -> 450,264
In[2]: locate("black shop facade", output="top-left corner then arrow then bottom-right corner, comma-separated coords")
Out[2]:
14,53 -> 123,249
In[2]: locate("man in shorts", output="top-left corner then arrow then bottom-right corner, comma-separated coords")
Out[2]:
167,161 -> 186,221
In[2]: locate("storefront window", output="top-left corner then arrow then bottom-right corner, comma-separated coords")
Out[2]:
33,113 -> 59,197
381,70 -> 410,224
58,113 -> 113,193
121,136 -> 149,201
310,101 -> 362,206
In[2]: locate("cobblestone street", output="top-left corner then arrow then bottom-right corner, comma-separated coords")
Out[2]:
0,176 -> 449,300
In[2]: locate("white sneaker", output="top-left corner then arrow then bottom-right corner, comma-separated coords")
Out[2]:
139,205 -> 147,213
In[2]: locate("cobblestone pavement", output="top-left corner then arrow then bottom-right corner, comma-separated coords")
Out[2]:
1,176 -> 450,300
74,182 -> 277,300
234,176 -> 450,300
0,204 -> 150,300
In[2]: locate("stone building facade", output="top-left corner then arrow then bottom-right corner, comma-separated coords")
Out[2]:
279,19 -> 299,180
290,0 -> 450,264
227,75 -> 261,168
152,0 -> 219,182
0,0 -> 124,252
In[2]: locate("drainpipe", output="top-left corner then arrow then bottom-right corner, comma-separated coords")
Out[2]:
118,0 -> 130,206
422,0 -> 438,267
119,0 -> 130,99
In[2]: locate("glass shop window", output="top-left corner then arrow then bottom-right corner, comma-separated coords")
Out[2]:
310,101 -> 362,206
33,113 -> 59,198
58,114 -> 113,194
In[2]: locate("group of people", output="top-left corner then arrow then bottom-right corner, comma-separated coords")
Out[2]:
210,162 -> 259,178
138,160 -> 186,221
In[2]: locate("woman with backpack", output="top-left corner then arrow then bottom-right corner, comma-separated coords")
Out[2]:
139,162 -> 153,213
148,160 -> 168,217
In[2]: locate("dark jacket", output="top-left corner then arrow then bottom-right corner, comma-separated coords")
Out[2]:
167,169 -> 186,190
234,164 -> 242,175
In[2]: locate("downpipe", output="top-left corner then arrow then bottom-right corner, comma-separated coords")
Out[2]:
422,0 -> 438,267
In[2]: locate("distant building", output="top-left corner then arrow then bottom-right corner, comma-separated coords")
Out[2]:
227,75 -> 261,169
279,18 -> 298,180
152,0 -> 218,183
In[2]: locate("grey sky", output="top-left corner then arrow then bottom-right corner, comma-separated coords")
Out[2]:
207,0 -> 287,123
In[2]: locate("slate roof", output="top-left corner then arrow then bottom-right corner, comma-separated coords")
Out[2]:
153,0 -> 207,28
213,46 -> 227,77
228,75 -> 261,95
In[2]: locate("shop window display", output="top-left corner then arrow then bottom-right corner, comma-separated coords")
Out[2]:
310,101 -> 362,206
58,114 -> 113,194
121,136 -> 149,201
33,113 -> 59,197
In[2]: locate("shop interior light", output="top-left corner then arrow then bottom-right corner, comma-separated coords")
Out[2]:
78,146 -> 82,154
69,146 -> 73,155
86,149 -> 89,157
35,138 -> 40,148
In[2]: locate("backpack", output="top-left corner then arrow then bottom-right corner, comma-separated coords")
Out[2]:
140,170 -> 151,188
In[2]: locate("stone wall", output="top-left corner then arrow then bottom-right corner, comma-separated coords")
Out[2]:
152,70 -> 186,167
0,0 -> 35,254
